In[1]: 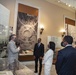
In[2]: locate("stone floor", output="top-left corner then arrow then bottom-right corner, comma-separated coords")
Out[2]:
21,61 -> 57,75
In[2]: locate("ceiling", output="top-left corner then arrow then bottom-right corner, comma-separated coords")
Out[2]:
44,0 -> 76,12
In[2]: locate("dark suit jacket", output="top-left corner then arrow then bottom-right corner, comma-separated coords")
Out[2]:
33,43 -> 44,57
55,46 -> 76,75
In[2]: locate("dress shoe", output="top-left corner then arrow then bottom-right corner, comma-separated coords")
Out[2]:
34,71 -> 38,73
38,73 -> 41,75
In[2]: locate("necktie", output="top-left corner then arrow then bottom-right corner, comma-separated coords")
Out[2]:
38,43 -> 40,47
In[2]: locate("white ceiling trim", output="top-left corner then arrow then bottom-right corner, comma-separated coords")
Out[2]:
60,0 -> 76,9
45,0 -> 76,12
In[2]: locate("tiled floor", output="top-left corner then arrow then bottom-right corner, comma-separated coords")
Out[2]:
20,61 -> 57,75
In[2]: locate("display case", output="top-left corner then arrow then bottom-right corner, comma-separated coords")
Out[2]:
0,4 -> 10,42
18,50 -> 34,61
0,4 -> 10,57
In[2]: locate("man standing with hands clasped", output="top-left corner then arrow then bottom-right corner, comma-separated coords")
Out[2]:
33,38 -> 44,75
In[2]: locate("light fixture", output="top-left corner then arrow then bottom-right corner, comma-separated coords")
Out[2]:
60,0 -> 76,9
9,26 -> 13,35
40,24 -> 44,35
60,29 -> 66,37
68,5 -> 71,7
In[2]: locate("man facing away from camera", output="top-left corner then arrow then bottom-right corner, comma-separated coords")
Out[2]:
33,38 -> 44,75
55,35 -> 76,75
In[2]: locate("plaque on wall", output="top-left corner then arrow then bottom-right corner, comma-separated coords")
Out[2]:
47,36 -> 62,49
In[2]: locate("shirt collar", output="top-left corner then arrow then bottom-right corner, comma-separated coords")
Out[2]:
11,40 -> 15,43
38,43 -> 41,44
65,44 -> 72,47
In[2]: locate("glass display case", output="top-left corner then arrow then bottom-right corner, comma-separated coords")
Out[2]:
0,4 -> 10,42
18,50 -> 34,61
0,4 -> 10,57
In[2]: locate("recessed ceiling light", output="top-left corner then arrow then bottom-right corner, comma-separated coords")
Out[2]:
60,0 -> 76,9
68,5 -> 71,7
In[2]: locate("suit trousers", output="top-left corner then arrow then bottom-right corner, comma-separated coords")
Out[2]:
35,57 -> 42,75
9,59 -> 19,75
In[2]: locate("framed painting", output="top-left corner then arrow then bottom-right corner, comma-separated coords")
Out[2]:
17,4 -> 38,50
16,3 -> 38,61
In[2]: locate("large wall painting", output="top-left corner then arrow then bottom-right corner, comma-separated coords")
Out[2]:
17,12 -> 38,50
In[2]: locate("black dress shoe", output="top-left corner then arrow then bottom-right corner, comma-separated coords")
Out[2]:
39,73 -> 41,75
34,71 -> 38,73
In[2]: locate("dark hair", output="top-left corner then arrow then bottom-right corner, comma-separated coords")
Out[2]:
9,34 -> 16,41
38,38 -> 41,43
49,41 -> 55,51
63,35 -> 73,44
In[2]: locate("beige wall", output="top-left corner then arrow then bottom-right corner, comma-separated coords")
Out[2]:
0,0 -> 75,50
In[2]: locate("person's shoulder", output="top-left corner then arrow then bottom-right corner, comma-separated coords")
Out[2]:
9,40 -> 14,45
65,46 -> 75,51
8,41 -> 12,44
58,48 -> 65,54
35,43 -> 38,45
34,43 -> 37,46
58,46 -> 71,54
41,43 -> 44,45
49,49 -> 54,54
72,47 -> 76,52
46,49 -> 53,53
45,49 -> 50,54
47,49 -> 54,55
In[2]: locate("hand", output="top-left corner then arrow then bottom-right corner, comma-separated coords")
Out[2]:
17,47 -> 20,51
42,64 -> 44,66
34,56 -> 36,59
42,57 -> 44,60
40,57 -> 43,59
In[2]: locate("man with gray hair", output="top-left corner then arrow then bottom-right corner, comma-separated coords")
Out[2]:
7,34 -> 20,75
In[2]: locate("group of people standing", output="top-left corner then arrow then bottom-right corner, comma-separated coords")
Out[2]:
33,38 -> 55,75
34,36 -> 76,75
7,34 -> 76,75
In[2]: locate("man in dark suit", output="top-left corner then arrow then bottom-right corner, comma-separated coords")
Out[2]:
55,35 -> 76,75
34,38 -> 44,75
